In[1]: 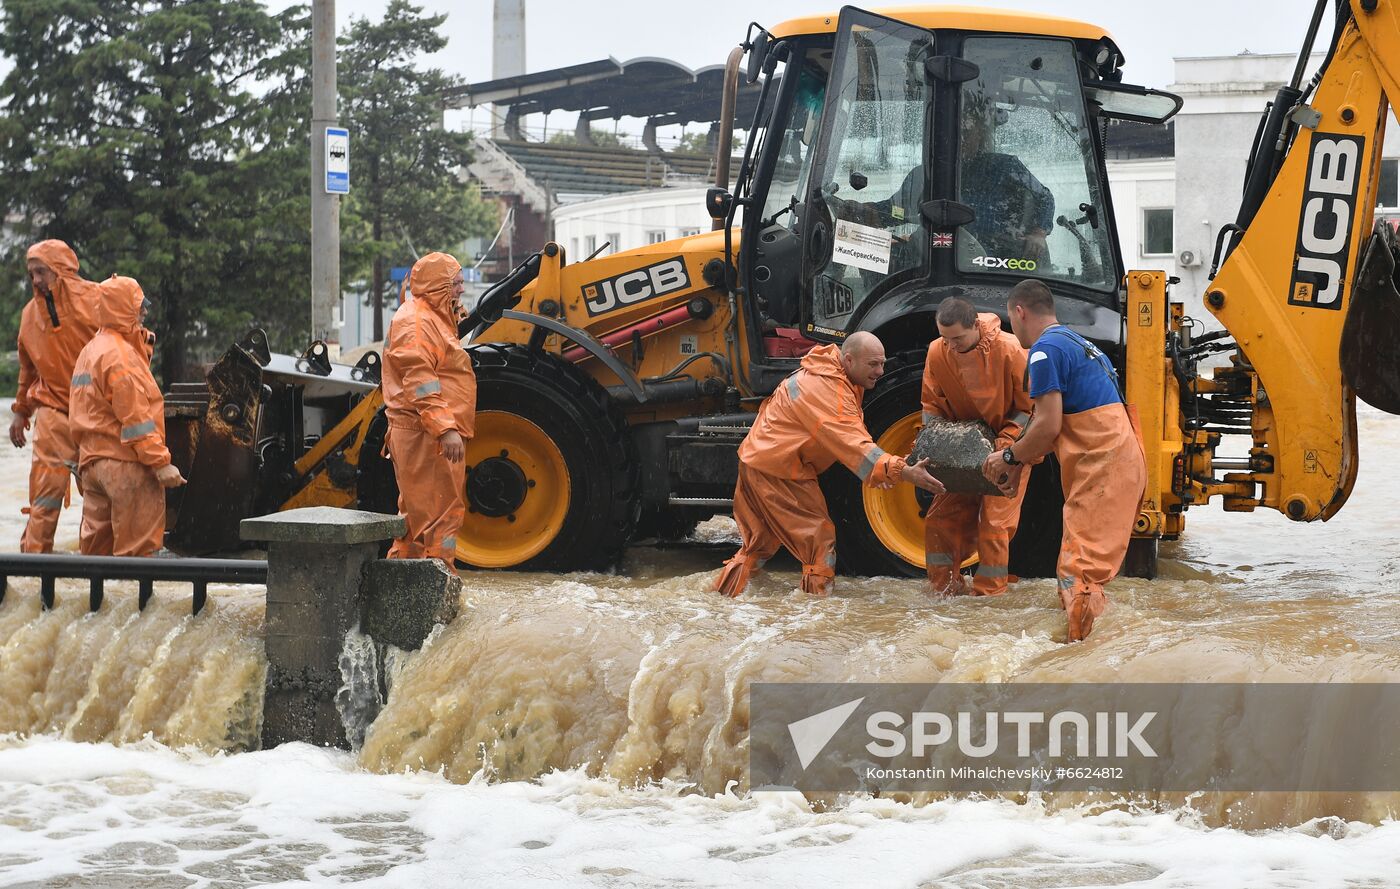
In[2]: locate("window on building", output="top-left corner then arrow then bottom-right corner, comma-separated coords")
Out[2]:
570,238 -> 579,259
606,233 -> 620,254
1377,158 -> 1399,209
1142,208 -> 1174,256
647,230 -> 667,244
584,235 -> 597,257
679,227 -> 702,238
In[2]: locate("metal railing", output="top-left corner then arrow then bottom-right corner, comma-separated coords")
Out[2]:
0,553 -> 268,615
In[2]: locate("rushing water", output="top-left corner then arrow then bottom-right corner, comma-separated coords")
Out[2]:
2,400 -> 1399,886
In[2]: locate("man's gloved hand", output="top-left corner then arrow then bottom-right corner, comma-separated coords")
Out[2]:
438,429 -> 465,464
981,451 -> 1022,497
155,463 -> 187,489
900,457 -> 945,494
9,414 -> 30,448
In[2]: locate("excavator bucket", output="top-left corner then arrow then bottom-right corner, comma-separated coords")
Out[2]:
1341,221 -> 1400,414
163,329 -> 382,555
165,329 -> 270,554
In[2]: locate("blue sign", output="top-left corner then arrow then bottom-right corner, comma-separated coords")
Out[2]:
325,126 -> 349,194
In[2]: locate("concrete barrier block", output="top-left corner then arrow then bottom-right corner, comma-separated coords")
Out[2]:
362,559 -> 462,651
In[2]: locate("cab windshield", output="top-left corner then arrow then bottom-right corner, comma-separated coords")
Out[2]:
956,37 -> 1115,291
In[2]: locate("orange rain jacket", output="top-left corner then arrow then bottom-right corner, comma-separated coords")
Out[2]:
13,240 -> 100,417
382,252 -> 475,562
921,313 -> 1033,595
382,252 -> 476,440
738,343 -> 906,486
69,277 -> 170,471
920,313 -> 1031,448
717,344 -> 907,598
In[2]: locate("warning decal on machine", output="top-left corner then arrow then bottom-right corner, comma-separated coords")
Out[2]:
831,219 -> 892,274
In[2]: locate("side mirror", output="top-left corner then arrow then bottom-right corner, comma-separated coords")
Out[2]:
745,31 -> 770,84
706,187 -> 734,221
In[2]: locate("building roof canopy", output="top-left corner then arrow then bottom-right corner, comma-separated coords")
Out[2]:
445,56 -> 763,127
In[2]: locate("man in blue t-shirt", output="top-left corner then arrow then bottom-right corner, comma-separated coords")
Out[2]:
980,279 -> 1146,642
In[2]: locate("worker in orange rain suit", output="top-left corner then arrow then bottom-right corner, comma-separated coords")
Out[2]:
716,331 -> 944,598
10,240 -> 101,552
70,276 -> 186,557
382,252 -> 475,564
983,279 -> 1146,642
922,296 -> 1032,596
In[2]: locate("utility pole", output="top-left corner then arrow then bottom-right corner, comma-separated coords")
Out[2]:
310,0 -> 340,356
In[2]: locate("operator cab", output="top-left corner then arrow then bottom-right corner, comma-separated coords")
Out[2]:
731,6 -> 1180,382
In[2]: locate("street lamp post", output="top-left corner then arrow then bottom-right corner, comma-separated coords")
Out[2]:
310,0 -> 340,357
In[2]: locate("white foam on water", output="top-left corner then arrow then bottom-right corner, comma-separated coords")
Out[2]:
0,736 -> 1397,887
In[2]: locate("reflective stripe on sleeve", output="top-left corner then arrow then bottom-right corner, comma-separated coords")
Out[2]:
785,376 -> 801,402
71,373 -> 92,387
1009,410 -> 1030,425
415,380 -> 443,397
857,446 -> 887,482
120,419 -> 156,441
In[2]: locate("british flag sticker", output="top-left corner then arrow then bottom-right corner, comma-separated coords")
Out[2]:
931,232 -> 954,249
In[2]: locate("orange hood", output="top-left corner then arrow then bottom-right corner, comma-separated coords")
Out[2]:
27,239 -> 80,281
96,276 -> 154,359
799,343 -> 851,384
27,239 -> 88,323
973,312 -> 1004,355
409,252 -> 463,319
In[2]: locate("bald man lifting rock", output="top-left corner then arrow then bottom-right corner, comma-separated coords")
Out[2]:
715,332 -> 944,598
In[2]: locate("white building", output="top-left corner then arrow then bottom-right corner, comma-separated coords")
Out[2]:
553,188 -> 712,259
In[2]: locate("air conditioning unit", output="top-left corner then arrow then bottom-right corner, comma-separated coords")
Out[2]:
1177,249 -> 1201,268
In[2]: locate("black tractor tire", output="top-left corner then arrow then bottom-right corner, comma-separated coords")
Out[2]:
822,348 -> 1065,579
464,343 -> 639,571
634,504 -> 709,542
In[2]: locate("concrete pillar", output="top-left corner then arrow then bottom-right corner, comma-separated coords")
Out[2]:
241,506 -> 404,748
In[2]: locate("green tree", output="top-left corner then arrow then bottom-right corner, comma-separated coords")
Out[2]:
340,0 -> 496,342
0,0 -> 312,383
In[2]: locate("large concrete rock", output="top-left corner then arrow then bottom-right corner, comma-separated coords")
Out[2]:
362,559 -> 462,651
909,419 -> 1003,496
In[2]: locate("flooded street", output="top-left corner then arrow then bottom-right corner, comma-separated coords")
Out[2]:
2,399 -> 1399,886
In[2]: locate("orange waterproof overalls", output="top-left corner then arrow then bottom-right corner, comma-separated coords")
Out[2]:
716,344 -> 907,598
382,252 -> 476,564
13,240 -> 100,552
70,277 -> 169,557
921,313 -> 1032,595
1030,327 -> 1147,641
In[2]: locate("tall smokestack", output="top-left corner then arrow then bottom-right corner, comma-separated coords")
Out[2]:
492,0 -> 526,139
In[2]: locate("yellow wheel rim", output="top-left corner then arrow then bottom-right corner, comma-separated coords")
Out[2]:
862,411 -> 978,571
456,411 -> 570,568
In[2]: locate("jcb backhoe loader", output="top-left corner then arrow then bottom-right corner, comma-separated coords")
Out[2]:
163,1 -> 1400,583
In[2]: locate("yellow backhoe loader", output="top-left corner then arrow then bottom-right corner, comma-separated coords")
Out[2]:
163,0 -> 1400,582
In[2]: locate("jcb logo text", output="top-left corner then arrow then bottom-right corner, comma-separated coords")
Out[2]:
1289,134 -> 1363,310
582,257 -> 690,316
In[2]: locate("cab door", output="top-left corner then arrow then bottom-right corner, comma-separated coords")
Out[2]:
798,8 -> 934,340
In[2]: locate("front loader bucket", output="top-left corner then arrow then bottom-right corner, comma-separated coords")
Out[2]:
164,330 -> 382,555
1341,221 -> 1400,414
166,330 -> 269,554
